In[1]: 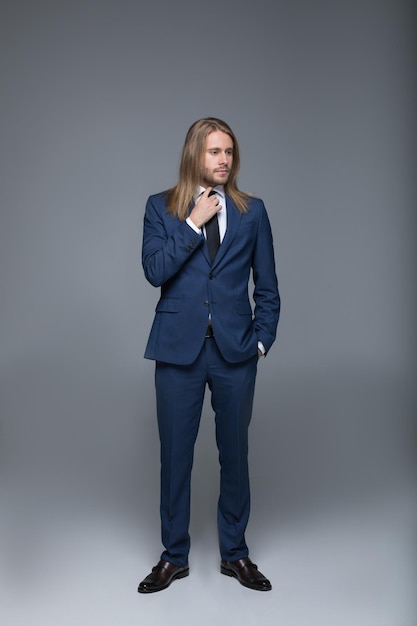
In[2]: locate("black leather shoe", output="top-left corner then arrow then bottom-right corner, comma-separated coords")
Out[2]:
138,560 -> 189,594
221,557 -> 272,591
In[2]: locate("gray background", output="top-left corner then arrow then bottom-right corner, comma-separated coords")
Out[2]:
0,1 -> 415,625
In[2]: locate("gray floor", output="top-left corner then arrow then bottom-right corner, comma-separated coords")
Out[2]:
1,484 -> 415,626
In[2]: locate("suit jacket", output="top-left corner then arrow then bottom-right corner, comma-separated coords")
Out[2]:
142,191 -> 280,365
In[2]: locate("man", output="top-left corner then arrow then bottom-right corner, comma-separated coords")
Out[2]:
138,118 -> 280,593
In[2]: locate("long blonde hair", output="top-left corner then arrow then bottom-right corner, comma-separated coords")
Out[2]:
166,118 -> 249,219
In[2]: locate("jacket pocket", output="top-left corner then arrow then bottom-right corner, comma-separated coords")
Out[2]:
235,300 -> 253,315
155,298 -> 180,313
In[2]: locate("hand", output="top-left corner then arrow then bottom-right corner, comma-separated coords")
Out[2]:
189,188 -> 221,229
258,348 -> 263,358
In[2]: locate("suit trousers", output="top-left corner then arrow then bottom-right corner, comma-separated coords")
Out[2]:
155,337 -> 258,566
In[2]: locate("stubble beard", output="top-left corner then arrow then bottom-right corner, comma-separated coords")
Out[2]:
200,168 -> 230,189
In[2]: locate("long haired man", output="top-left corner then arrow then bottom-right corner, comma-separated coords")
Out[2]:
138,118 -> 280,593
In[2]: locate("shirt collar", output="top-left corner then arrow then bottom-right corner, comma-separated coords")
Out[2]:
195,185 -> 225,200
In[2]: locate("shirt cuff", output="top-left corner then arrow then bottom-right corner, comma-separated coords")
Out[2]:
258,341 -> 266,356
186,216 -> 202,234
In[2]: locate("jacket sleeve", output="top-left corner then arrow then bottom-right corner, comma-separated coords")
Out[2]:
251,201 -> 281,354
142,194 -> 204,287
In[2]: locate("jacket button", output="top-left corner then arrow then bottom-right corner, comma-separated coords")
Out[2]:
209,274 -> 214,280
204,300 -> 209,306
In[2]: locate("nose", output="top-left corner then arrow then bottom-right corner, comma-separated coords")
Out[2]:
219,151 -> 230,165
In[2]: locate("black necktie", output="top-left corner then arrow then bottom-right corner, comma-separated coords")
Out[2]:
205,190 -> 220,263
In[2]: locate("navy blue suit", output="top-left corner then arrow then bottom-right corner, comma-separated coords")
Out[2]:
142,191 -> 280,565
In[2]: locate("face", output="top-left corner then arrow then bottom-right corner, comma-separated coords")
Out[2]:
200,130 -> 233,188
